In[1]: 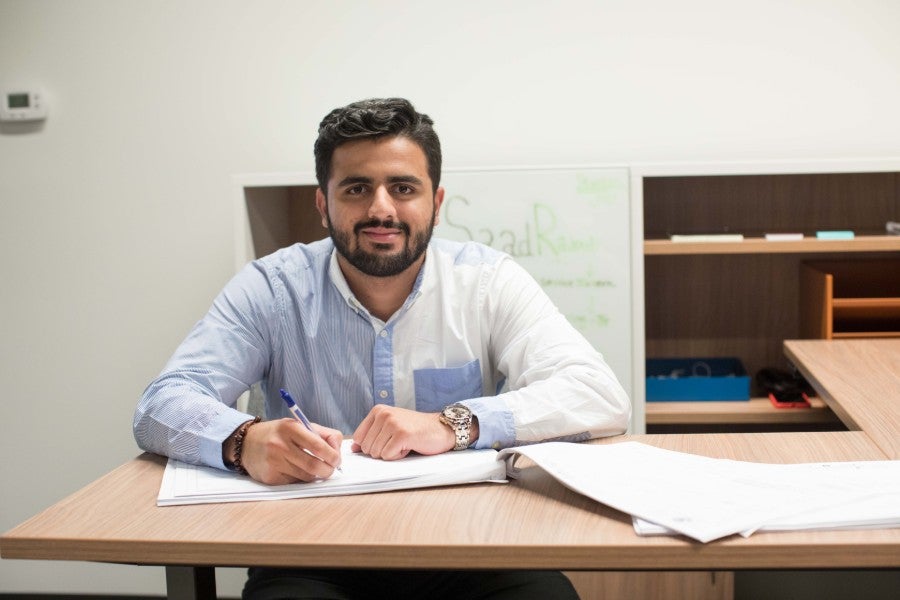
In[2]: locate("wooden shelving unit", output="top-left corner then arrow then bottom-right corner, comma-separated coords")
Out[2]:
645,235 -> 900,255
800,258 -> 900,339
241,183 -> 323,260
645,396 -> 840,427
233,169 -> 899,434
641,169 -> 900,431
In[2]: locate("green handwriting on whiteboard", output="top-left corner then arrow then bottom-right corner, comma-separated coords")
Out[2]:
442,195 -> 599,258
568,313 -> 611,329
576,174 -> 626,205
539,277 -> 614,288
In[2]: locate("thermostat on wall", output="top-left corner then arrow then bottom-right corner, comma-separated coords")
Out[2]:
1,89 -> 48,122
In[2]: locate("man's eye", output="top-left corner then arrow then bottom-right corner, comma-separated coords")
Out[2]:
395,184 -> 414,194
347,185 -> 367,195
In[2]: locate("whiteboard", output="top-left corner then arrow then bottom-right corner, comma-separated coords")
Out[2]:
435,168 -> 633,399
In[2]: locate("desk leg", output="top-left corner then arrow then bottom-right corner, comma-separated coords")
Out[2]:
165,565 -> 217,600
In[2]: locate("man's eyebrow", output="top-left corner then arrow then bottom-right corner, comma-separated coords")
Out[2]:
336,175 -> 425,187
336,175 -> 373,187
387,175 -> 425,186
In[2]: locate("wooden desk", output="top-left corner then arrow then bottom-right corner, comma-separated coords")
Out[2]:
785,339 -> 900,458
2,432 -> 896,599
3,339 -> 899,599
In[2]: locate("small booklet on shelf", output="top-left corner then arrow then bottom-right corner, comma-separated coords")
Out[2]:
816,230 -> 855,240
764,233 -> 804,241
670,234 -> 744,243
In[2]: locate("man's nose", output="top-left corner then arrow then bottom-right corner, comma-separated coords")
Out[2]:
367,186 -> 397,221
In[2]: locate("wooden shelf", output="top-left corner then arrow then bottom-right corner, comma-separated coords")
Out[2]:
800,259 -> 900,339
645,397 -> 840,426
833,297 -> 900,319
832,331 -> 900,339
642,169 -> 900,430
644,235 -> 900,255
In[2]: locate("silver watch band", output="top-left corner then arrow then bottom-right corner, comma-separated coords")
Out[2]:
440,404 -> 472,450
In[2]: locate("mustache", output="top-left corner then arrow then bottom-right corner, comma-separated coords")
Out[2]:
353,219 -> 411,235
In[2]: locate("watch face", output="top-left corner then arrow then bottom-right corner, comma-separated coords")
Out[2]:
441,404 -> 472,451
443,405 -> 470,421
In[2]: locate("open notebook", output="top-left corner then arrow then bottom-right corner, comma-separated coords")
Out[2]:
158,439 -> 507,506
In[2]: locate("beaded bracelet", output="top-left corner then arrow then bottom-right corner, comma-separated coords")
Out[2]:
231,416 -> 261,475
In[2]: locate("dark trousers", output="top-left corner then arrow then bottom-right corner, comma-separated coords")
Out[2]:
243,567 -> 580,600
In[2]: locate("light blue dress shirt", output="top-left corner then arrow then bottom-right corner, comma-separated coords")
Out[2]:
134,238 -> 630,470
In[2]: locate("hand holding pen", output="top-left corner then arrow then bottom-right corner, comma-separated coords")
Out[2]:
280,389 -> 343,473
230,391 -> 342,485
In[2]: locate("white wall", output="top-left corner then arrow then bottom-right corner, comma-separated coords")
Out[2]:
1,0 -> 898,595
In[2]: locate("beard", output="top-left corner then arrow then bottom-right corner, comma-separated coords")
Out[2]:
328,216 -> 435,277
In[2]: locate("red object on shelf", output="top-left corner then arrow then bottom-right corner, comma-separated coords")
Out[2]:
768,392 -> 811,409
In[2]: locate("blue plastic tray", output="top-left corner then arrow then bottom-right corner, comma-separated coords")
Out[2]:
646,357 -> 750,402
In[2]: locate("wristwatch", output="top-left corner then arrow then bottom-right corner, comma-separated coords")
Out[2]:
439,403 -> 473,451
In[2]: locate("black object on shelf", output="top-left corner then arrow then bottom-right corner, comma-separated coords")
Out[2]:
756,367 -> 815,407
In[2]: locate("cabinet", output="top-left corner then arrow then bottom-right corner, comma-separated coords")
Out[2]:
800,258 -> 900,339
233,164 -> 900,435
237,181 -> 324,267
638,166 -> 900,431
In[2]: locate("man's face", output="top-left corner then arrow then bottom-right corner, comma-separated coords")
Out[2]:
316,136 -> 444,278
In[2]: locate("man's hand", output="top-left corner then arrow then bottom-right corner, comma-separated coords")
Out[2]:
232,418 -> 343,485
352,405 -> 479,460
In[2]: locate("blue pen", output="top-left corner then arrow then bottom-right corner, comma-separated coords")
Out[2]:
280,388 -> 342,473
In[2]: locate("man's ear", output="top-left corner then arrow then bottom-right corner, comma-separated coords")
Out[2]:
315,188 -> 328,228
433,186 -> 445,226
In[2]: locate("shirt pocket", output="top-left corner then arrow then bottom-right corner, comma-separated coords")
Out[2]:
413,359 -> 483,413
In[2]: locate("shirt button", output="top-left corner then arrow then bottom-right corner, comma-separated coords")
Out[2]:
492,442 -> 501,449
379,390 -> 389,399
379,330 -> 388,338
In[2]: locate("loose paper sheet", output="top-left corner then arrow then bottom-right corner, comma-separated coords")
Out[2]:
500,441 -> 900,543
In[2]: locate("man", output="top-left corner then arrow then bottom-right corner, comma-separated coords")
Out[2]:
134,98 -> 630,599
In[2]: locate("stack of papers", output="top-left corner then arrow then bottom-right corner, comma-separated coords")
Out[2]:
499,441 -> 900,543
158,440 -> 506,506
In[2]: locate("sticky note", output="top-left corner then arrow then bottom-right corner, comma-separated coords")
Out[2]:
816,231 -> 855,240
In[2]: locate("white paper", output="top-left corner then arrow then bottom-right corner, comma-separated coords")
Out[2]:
635,491 -> 900,537
500,442 -> 900,543
159,439 -> 507,506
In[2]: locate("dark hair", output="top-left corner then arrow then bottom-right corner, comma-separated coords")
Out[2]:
314,98 -> 442,194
